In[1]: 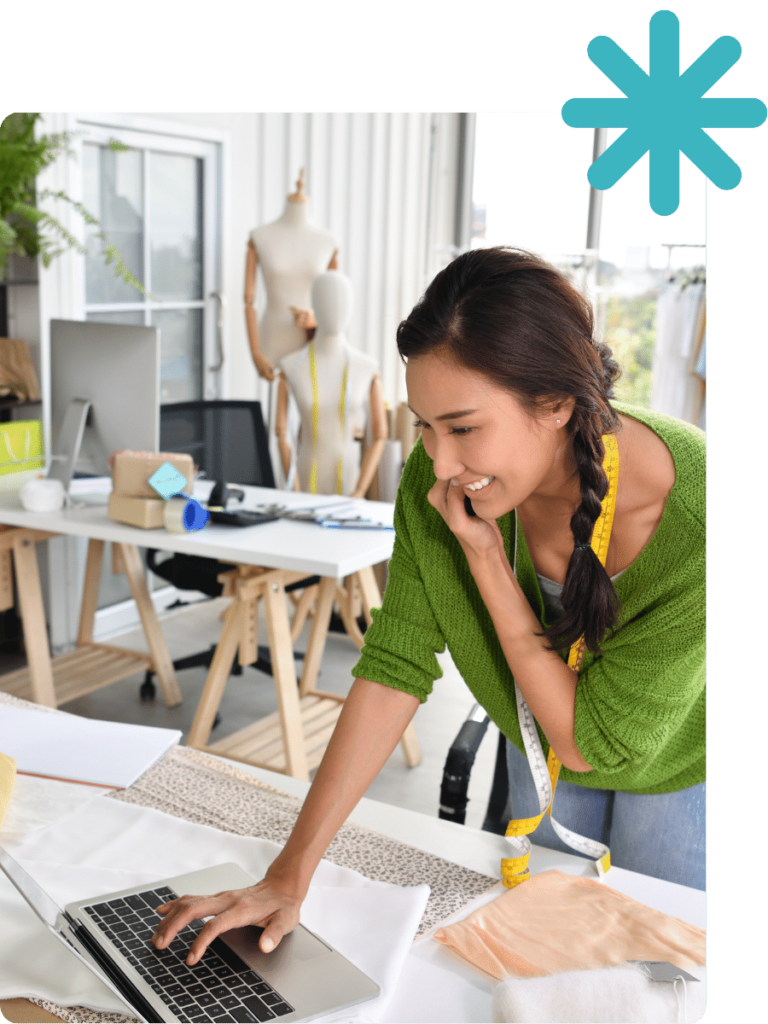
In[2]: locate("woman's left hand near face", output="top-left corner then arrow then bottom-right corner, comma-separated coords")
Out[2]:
427,477 -> 505,559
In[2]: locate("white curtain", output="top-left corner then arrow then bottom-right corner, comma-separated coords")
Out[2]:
650,280 -> 706,428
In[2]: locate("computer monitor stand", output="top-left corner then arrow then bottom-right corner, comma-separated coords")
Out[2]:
47,398 -> 91,492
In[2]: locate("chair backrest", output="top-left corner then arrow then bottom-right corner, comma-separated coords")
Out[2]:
159,400 -> 276,488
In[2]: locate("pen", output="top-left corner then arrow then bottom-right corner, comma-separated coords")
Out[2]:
318,519 -> 394,530
281,501 -> 357,519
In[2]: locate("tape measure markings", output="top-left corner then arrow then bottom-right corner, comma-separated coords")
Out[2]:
502,433 -> 619,887
308,342 -> 349,496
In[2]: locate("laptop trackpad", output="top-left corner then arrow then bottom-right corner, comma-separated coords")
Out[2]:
224,923 -> 331,969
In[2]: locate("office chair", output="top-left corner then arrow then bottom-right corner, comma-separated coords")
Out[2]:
439,703 -> 510,835
142,400 -> 319,700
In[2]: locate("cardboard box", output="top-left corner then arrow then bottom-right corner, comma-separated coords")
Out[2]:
108,493 -> 167,529
110,450 -> 194,499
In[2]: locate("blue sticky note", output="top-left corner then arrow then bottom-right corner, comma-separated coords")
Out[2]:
148,462 -> 189,500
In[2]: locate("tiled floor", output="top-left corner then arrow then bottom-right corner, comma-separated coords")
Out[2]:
7,596 -> 501,831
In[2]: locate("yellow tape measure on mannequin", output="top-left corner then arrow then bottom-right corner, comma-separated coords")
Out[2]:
501,432 -> 619,888
308,342 -> 349,495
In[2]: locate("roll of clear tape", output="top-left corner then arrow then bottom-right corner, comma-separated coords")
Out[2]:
164,496 -> 209,533
19,478 -> 66,512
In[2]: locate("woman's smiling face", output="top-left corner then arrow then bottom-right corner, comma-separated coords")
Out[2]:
405,351 -> 572,518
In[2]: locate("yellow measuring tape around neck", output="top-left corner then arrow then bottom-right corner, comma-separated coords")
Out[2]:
501,432 -> 619,889
308,342 -> 349,495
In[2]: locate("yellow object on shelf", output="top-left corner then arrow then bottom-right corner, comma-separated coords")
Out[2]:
0,751 -> 17,827
0,419 -> 44,477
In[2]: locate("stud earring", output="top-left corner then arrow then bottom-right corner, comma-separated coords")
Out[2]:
556,418 -> 561,425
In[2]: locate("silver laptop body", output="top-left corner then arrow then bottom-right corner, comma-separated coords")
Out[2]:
0,847 -> 379,1023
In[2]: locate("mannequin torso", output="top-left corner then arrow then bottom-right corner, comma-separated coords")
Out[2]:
245,176 -> 338,379
278,272 -> 386,497
251,207 -> 338,366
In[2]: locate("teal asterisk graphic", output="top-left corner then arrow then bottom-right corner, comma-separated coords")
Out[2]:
562,10 -> 767,215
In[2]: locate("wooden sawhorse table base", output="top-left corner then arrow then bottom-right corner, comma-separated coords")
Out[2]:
186,565 -> 421,781
206,692 -> 346,774
0,527 -> 180,708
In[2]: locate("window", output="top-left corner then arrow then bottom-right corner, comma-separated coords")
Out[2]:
78,122 -> 222,404
470,116 -> 706,417
470,112 -> 594,273
596,128 -> 706,411
73,119 -> 223,619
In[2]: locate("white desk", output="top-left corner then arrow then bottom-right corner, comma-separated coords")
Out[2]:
0,486 -> 419,780
0,747 -> 706,1024
0,486 -> 396,581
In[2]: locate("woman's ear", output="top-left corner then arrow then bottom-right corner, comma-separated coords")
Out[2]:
550,396 -> 576,428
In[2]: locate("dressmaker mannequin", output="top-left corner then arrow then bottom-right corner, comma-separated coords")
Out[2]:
244,170 -> 339,381
277,271 -> 387,498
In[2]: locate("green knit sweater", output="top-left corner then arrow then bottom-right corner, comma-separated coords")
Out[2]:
353,402 -> 705,795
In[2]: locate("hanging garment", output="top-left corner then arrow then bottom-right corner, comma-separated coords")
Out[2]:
696,329 -> 708,434
651,281 -> 706,423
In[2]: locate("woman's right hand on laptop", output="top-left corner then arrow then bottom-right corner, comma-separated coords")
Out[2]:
151,869 -> 304,965
152,680 -> 419,966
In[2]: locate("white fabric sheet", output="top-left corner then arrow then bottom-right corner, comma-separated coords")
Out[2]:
492,964 -> 706,1023
384,886 -> 504,1022
0,796 -> 428,1023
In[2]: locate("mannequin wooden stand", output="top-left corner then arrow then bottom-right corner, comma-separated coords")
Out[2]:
0,526 -> 181,707
186,564 -> 421,782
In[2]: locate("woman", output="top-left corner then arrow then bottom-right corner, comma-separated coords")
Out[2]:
152,247 -> 705,964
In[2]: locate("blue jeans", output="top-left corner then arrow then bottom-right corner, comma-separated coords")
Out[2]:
506,740 -> 706,890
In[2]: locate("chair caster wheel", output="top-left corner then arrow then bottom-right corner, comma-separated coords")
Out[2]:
140,674 -> 156,701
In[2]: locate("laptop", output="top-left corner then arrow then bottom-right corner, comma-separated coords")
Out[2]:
0,847 -> 379,1023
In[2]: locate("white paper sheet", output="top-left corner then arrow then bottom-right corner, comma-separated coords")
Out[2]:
0,705 -> 181,788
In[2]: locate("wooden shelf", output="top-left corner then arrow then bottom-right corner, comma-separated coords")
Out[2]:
0,642 -> 151,705
201,692 -> 345,774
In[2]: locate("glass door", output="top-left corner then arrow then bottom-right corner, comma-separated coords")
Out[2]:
78,123 -> 221,403
74,122 -> 222,615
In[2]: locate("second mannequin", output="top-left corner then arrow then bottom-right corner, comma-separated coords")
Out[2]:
277,272 -> 387,497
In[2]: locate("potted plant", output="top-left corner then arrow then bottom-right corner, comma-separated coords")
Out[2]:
0,112 -> 142,293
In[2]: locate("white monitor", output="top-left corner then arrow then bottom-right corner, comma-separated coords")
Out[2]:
50,319 -> 160,477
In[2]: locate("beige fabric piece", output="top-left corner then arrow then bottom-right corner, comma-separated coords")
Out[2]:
0,751 -> 17,827
434,870 -> 706,981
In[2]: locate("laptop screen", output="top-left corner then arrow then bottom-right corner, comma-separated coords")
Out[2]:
0,844 -> 61,928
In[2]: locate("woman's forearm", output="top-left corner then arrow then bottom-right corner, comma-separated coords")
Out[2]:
267,677 -> 421,894
467,548 -> 592,772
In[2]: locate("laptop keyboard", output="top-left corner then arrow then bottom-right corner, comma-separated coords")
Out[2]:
82,886 -> 294,1023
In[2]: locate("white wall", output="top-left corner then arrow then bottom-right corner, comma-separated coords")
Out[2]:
37,112 -> 465,416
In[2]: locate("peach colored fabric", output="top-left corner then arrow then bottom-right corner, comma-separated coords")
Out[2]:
434,870 -> 706,981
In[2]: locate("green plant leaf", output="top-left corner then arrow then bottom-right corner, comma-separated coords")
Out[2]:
1,112 -> 143,290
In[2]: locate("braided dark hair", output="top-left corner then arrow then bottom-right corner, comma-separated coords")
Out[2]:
396,246 -> 623,655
